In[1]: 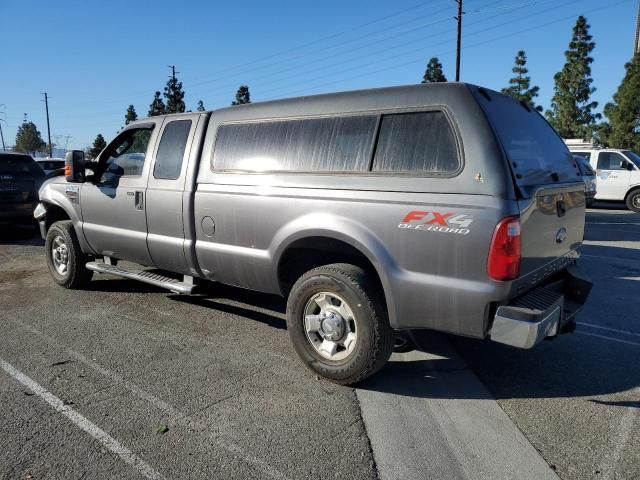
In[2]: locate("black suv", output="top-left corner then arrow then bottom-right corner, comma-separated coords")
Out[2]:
0,152 -> 45,223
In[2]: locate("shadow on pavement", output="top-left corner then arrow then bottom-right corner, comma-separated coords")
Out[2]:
361,242 -> 640,403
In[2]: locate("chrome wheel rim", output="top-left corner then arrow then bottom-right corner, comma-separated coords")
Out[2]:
633,195 -> 640,209
303,292 -> 357,361
51,235 -> 69,275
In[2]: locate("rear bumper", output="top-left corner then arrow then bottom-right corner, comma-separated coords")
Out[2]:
489,264 -> 592,349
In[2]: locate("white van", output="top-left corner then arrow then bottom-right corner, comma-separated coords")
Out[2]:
566,140 -> 640,212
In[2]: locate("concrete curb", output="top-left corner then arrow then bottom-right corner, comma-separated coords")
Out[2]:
356,333 -> 558,480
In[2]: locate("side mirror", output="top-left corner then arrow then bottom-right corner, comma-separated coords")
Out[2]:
625,161 -> 635,171
65,150 -> 86,183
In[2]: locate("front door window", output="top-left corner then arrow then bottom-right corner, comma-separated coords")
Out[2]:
99,129 -> 152,185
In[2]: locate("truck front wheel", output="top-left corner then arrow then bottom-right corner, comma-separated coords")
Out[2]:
45,220 -> 93,289
626,190 -> 640,213
286,263 -> 394,385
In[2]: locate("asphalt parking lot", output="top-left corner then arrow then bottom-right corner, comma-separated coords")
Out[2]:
0,205 -> 638,480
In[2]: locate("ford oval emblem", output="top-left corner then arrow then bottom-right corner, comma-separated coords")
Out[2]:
556,227 -> 567,243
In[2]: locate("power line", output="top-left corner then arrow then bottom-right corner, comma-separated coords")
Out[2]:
44,0 -> 577,121
260,0 -> 629,101
192,0 -> 535,100
257,0 -> 580,99
60,1 -> 443,109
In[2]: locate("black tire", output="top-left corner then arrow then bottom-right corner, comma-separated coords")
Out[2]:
45,220 -> 93,288
626,190 -> 640,213
286,263 -> 394,385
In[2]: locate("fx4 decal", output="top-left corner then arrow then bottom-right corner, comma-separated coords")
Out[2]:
398,210 -> 473,235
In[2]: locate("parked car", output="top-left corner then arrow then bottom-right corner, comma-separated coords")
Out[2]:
573,154 -> 597,207
567,141 -> 640,212
34,83 -> 592,384
36,158 -> 65,176
0,152 -> 45,224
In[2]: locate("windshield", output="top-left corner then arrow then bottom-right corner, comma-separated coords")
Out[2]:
0,154 -> 45,176
474,89 -> 581,187
622,150 -> 640,168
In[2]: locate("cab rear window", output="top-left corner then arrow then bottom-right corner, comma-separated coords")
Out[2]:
475,89 -> 580,187
0,154 -> 44,177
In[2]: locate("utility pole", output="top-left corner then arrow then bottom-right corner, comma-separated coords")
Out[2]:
0,121 -> 5,151
455,0 -> 464,82
42,92 -> 53,157
168,65 -> 178,81
0,105 -> 6,151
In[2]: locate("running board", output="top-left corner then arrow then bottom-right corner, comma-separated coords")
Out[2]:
86,261 -> 195,294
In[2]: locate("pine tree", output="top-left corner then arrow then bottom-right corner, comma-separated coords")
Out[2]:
125,105 -> 138,125
196,100 -> 205,112
15,121 -> 46,154
546,16 -> 600,139
598,53 -> 640,150
87,134 -> 107,160
232,86 -> 251,105
164,71 -> 186,113
148,91 -> 166,116
421,57 -> 447,83
501,50 -> 543,112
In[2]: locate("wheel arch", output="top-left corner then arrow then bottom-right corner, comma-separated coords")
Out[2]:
624,184 -> 640,201
272,217 -> 399,328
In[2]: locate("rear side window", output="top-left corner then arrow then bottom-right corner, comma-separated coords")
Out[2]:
0,154 -> 44,176
372,112 -> 459,174
597,152 -> 626,171
154,120 -> 192,180
476,91 -> 580,186
213,115 -> 377,172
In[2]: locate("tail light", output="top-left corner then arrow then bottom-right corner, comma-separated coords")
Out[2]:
487,216 -> 521,281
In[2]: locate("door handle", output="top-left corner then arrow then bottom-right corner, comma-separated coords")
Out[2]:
134,191 -> 144,210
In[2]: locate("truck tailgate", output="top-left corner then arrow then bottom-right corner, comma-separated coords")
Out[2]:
515,183 -> 585,293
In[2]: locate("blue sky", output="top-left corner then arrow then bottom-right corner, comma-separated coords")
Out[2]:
0,0 -> 637,150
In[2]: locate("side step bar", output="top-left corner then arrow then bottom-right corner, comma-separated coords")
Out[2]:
86,261 -> 195,294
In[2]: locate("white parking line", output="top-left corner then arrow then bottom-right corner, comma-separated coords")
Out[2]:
599,389 -> 640,480
11,318 -> 290,480
576,331 -> 640,347
0,358 -> 164,480
578,322 -> 640,338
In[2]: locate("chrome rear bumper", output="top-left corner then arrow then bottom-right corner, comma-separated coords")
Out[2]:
489,265 -> 592,349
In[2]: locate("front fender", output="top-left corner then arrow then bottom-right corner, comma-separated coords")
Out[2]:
38,180 -> 94,254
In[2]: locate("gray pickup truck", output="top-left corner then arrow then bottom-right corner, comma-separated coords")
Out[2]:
35,83 -> 592,384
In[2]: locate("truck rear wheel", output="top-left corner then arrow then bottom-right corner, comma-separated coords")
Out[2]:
626,190 -> 640,213
286,263 -> 394,385
45,220 -> 93,289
